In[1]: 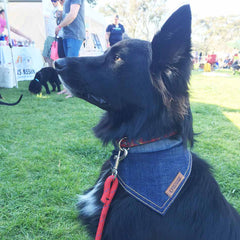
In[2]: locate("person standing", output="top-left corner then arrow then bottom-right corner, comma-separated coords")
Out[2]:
55,0 -> 85,57
42,0 -> 59,67
56,0 -> 65,58
0,8 -> 31,41
106,15 -> 125,47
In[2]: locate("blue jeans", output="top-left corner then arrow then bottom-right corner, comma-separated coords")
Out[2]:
63,38 -> 83,57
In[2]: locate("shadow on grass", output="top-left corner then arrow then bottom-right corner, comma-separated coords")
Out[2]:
191,102 -> 240,211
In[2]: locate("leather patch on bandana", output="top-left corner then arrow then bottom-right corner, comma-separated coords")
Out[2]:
165,172 -> 185,197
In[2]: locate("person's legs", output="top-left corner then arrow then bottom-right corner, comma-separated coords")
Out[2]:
61,38 -> 83,98
63,38 -> 83,57
57,37 -> 65,58
63,38 -> 68,57
42,36 -> 54,67
43,57 -> 53,67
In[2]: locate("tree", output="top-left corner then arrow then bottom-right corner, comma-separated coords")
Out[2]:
98,0 -> 167,40
192,15 -> 240,54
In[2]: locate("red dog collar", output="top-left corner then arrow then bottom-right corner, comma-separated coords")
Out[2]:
119,132 -> 177,149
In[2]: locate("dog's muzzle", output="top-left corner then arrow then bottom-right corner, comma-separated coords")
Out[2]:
53,58 -> 66,71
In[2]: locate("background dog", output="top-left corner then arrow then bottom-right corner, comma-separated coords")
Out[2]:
28,67 -> 61,94
54,5 -> 240,240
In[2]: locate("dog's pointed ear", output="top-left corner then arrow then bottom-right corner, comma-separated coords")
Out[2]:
150,5 -> 192,121
150,5 -> 192,84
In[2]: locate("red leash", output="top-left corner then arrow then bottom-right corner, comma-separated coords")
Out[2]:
95,175 -> 119,240
95,139 -> 128,240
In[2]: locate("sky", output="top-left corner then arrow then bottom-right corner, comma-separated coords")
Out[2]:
97,0 -> 240,18
95,0 -> 240,27
167,0 -> 240,17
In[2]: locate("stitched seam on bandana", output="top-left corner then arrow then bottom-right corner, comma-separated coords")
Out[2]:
118,151 -> 192,213
119,182 -> 165,215
161,152 -> 192,214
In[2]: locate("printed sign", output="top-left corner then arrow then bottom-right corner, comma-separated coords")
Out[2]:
0,46 -> 43,83
14,47 -> 43,81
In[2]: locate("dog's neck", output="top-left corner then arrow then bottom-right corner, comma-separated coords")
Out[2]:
114,136 -> 183,154
119,132 -> 177,149
94,109 -> 178,146
94,104 -> 193,147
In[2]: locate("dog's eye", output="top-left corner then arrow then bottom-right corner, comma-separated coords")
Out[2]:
114,55 -> 122,62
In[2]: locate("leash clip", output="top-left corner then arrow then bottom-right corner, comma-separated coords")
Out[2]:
112,138 -> 128,178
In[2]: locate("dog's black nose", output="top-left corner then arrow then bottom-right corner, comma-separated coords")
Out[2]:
54,58 -> 67,70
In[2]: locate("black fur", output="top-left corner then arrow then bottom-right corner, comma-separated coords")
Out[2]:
28,67 -> 61,94
55,5 -> 240,240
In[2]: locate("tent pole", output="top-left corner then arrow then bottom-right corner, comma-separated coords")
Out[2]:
3,0 -> 18,88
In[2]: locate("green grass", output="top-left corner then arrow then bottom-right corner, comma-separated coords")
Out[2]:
190,70 -> 240,209
0,70 -> 240,239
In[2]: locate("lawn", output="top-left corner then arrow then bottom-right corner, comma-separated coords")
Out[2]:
0,70 -> 240,239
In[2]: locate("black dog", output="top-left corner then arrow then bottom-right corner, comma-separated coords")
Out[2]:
55,5 -> 240,240
232,61 -> 240,74
28,67 -> 61,94
0,94 -> 23,106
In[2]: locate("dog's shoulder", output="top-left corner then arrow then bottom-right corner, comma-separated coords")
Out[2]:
183,153 -> 231,208
188,153 -> 219,189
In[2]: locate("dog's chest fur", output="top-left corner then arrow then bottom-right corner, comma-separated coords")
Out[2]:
77,169 -> 109,219
77,138 -> 192,236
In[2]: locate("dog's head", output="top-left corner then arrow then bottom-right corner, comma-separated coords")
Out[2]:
55,5 -> 193,146
29,72 -> 42,94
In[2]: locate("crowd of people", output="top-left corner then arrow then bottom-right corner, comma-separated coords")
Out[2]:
193,50 -> 240,73
222,53 -> 240,74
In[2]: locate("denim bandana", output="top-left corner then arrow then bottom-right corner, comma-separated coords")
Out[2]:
110,137 -> 192,215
